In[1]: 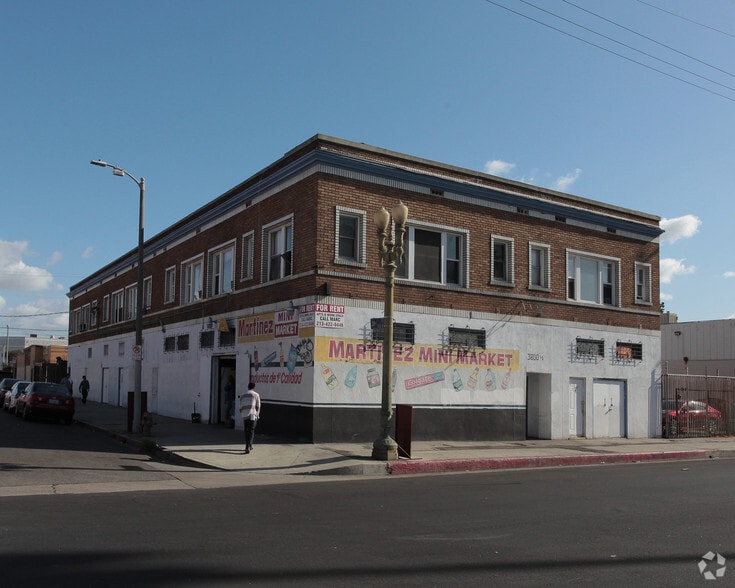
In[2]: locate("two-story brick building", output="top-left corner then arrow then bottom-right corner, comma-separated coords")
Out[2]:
67,135 -> 662,442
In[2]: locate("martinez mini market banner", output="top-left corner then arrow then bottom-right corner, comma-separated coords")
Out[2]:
314,336 -> 522,403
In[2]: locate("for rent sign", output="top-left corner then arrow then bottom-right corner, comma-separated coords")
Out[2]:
300,303 -> 345,329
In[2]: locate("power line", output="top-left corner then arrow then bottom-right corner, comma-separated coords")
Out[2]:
635,0 -> 735,40
482,0 -> 735,102
0,312 -> 68,317
561,0 -> 735,80
515,0 -> 735,94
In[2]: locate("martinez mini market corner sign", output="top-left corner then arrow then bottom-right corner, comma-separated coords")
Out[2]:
237,304 -> 345,343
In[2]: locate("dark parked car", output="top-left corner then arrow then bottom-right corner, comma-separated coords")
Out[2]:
15,381 -> 75,424
663,400 -> 722,437
3,380 -> 31,413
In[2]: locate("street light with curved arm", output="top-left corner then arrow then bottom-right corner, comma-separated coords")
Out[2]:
90,159 -> 145,434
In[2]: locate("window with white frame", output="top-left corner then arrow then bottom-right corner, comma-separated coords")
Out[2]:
125,284 -> 137,320
102,295 -> 110,323
241,231 -> 254,281
80,304 -> 90,332
111,290 -> 124,323
491,236 -> 514,285
90,300 -> 98,328
567,250 -> 620,306
208,242 -> 235,297
635,262 -> 652,304
263,216 -> 293,282
143,276 -> 152,310
529,242 -> 550,290
164,266 -> 176,304
181,256 -> 204,304
395,224 -> 466,286
71,308 -> 81,334
335,207 -> 366,265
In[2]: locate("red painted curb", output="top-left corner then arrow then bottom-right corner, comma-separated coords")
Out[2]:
387,450 -> 709,475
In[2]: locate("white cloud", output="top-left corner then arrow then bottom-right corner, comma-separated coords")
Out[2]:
660,292 -> 673,302
484,159 -> 516,176
660,215 -> 701,243
660,257 -> 696,284
47,251 -> 63,266
723,271 -> 735,279
552,168 -> 582,191
81,246 -> 94,259
0,240 -> 54,291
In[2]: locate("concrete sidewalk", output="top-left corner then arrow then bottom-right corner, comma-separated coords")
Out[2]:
73,401 -> 735,477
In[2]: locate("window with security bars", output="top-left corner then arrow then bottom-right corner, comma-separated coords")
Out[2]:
576,338 -> 605,358
200,331 -> 214,349
448,327 -> 486,349
219,328 -> 236,347
370,319 -> 415,344
616,341 -> 643,360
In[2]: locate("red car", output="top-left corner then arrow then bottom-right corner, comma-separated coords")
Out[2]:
663,400 -> 722,437
15,381 -> 75,424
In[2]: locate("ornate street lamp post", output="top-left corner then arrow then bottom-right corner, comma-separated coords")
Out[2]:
90,159 -> 145,434
372,201 -> 408,461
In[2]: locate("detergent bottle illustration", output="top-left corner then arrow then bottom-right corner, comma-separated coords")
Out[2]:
452,369 -> 464,391
321,366 -> 338,389
344,365 -> 357,389
467,367 -> 479,389
286,344 -> 298,373
485,369 -> 497,391
501,367 -> 512,390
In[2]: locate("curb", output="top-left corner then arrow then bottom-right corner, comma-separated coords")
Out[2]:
387,450 -> 711,475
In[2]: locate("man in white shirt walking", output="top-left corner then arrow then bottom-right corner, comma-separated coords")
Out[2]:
239,382 -> 261,454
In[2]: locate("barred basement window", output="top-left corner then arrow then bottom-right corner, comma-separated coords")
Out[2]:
616,341 -> 643,361
219,328 -> 236,347
200,331 -> 214,349
370,319 -> 415,344
177,334 -> 190,351
576,338 -> 604,358
448,327 -> 486,349
164,336 -> 176,352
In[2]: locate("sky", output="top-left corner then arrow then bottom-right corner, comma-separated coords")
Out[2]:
1,0 -> 734,339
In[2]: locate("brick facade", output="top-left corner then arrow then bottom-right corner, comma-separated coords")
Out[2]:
68,135 -> 662,442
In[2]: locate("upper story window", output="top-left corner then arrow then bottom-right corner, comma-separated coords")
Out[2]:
635,262 -> 652,304
241,231 -> 254,281
395,224 -> 466,286
102,295 -> 110,323
263,216 -> 293,282
335,207 -> 366,266
71,308 -> 81,334
208,242 -> 235,297
182,255 -> 204,304
80,304 -> 90,332
143,276 -> 152,310
491,236 -> 514,286
111,289 -> 124,323
164,266 -> 176,304
567,250 -> 620,306
125,284 -> 137,320
90,300 -> 98,328
529,242 -> 550,290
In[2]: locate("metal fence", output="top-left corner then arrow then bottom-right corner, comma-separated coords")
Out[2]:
661,373 -> 735,438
